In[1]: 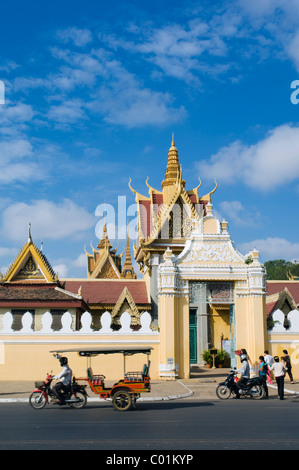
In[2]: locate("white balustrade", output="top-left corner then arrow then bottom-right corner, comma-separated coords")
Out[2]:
0,310 -> 156,335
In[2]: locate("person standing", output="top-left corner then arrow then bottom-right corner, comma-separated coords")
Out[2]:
264,350 -> 274,366
282,349 -> 294,384
264,350 -> 274,384
241,348 -> 252,366
270,356 -> 286,400
258,355 -> 269,398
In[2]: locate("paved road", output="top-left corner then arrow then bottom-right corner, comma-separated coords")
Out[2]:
1,395 -> 299,451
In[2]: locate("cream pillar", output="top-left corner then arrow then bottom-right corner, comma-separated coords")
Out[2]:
176,294 -> 190,378
158,248 -> 180,379
234,250 -> 267,367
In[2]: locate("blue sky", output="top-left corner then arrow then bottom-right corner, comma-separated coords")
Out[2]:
0,0 -> 299,278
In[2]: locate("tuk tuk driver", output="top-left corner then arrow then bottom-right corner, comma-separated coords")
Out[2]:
52,356 -> 72,404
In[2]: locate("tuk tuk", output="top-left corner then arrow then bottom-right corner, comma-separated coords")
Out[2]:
50,346 -> 152,411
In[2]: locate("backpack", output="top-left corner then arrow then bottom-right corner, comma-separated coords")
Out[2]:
284,355 -> 291,368
260,361 -> 268,376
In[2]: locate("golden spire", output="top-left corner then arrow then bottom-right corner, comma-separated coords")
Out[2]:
121,223 -> 136,279
162,134 -> 185,199
162,134 -> 179,184
97,205 -> 112,250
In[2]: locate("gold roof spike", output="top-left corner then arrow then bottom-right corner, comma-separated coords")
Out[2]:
194,177 -> 202,191
97,212 -> 112,250
162,134 -> 181,186
161,135 -> 185,204
210,178 -> 218,195
121,223 -> 137,279
200,179 -> 218,203
128,178 -> 150,200
146,176 -> 162,194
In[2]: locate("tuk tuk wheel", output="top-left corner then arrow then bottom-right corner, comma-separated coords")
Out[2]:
112,390 -> 132,411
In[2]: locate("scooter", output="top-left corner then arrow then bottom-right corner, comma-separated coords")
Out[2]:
216,370 -> 266,400
29,374 -> 88,409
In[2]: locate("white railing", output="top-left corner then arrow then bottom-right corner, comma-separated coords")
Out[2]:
0,310 -> 157,335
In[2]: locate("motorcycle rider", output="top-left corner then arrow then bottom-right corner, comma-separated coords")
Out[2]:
52,356 -> 72,405
234,353 -> 250,398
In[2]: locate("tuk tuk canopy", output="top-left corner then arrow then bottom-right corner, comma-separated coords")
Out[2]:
50,346 -> 152,357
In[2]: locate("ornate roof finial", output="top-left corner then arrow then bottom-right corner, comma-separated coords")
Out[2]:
121,221 -> 137,279
28,223 -> 32,243
162,133 -> 185,192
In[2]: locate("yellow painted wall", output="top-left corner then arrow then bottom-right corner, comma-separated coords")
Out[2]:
0,336 -> 160,381
267,334 -> 299,380
234,295 -> 267,368
209,306 -> 230,350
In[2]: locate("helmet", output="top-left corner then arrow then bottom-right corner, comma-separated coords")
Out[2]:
59,357 -> 68,367
240,354 -> 247,362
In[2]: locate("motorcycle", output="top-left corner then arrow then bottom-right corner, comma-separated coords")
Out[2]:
216,370 -> 266,400
29,374 -> 88,409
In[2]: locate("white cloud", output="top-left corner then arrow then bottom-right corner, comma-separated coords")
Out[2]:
13,77 -> 51,93
52,263 -> 69,278
219,200 -> 257,226
238,237 -> 299,262
0,138 -> 47,184
2,199 -> 95,241
286,31 -> 299,72
17,44 -> 186,128
236,0 -> 299,71
56,27 -> 93,47
96,84 -> 186,128
0,102 -> 35,136
197,124 -> 299,190
72,253 -> 87,268
52,252 -> 88,278
47,99 -> 88,125
0,247 -> 18,258
83,53 -> 187,127
102,18 -> 237,84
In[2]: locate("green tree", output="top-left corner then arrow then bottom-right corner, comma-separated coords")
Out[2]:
264,260 -> 299,280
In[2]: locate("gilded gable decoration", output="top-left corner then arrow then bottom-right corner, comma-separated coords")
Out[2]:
15,255 -> 43,280
2,229 -> 57,283
111,286 -> 140,326
85,221 -> 123,279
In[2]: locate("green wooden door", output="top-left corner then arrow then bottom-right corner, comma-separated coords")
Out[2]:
189,309 -> 197,364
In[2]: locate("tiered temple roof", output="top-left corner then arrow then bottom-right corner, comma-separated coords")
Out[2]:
85,220 -> 136,280
0,229 -> 87,310
129,135 -> 218,272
